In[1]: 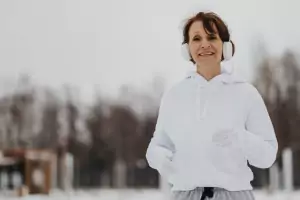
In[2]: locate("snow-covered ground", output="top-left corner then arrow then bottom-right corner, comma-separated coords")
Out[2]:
0,189 -> 300,200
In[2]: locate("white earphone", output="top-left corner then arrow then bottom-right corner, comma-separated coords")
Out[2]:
181,41 -> 233,62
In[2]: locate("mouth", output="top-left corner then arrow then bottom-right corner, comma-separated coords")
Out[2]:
198,52 -> 215,57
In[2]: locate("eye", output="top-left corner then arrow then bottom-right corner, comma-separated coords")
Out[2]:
192,36 -> 201,41
208,35 -> 217,40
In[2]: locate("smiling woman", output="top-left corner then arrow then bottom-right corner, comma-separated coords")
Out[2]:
181,12 -> 235,80
146,11 -> 278,200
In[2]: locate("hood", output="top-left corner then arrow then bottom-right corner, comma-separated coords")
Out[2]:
185,70 -> 246,85
185,61 -> 246,85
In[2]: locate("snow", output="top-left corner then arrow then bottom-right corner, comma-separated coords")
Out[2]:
0,189 -> 300,200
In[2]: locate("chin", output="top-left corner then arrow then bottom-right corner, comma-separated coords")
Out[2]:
196,59 -> 218,66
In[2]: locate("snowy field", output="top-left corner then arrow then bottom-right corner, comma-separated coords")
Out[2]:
0,189 -> 300,200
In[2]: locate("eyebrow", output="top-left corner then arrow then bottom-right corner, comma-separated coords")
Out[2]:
192,32 -> 216,36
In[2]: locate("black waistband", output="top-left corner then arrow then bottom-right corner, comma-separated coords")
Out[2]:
200,187 -> 214,200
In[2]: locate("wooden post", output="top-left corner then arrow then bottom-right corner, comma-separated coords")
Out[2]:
269,162 -> 280,193
283,148 -> 293,192
25,149 -> 53,195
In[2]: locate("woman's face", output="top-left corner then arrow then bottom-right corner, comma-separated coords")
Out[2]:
188,20 -> 223,67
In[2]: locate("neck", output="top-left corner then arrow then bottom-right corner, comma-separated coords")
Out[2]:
196,63 -> 221,81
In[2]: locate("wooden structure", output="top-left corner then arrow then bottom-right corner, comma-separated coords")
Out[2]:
0,149 -> 55,196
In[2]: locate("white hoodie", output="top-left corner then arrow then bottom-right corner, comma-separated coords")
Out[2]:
145,71 -> 278,191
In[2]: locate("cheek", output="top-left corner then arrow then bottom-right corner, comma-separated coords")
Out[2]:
189,44 -> 198,54
189,44 -> 199,59
214,43 -> 223,58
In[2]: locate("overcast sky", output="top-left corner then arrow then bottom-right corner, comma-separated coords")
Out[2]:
0,0 -> 299,104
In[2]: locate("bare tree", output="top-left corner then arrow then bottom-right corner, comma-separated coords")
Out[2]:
253,48 -> 300,188
35,89 -> 60,149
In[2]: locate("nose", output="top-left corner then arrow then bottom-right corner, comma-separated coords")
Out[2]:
201,39 -> 211,49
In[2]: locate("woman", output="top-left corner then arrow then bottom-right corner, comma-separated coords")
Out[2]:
145,11 -> 278,200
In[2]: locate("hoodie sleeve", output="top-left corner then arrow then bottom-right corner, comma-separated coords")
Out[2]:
145,94 -> 175,179
238,86 -> 278,169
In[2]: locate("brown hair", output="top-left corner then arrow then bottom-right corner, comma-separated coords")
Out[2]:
182,11 -> 235,63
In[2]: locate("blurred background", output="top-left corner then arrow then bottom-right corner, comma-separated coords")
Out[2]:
0,0 -> 300,199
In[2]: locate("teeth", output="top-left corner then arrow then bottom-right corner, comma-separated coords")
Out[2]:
199,52 -> 213,56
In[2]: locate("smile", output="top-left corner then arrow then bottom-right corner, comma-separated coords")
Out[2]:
199,52 -> 214,56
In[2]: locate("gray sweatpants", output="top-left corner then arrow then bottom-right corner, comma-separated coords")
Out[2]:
170,187 -> 255,200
